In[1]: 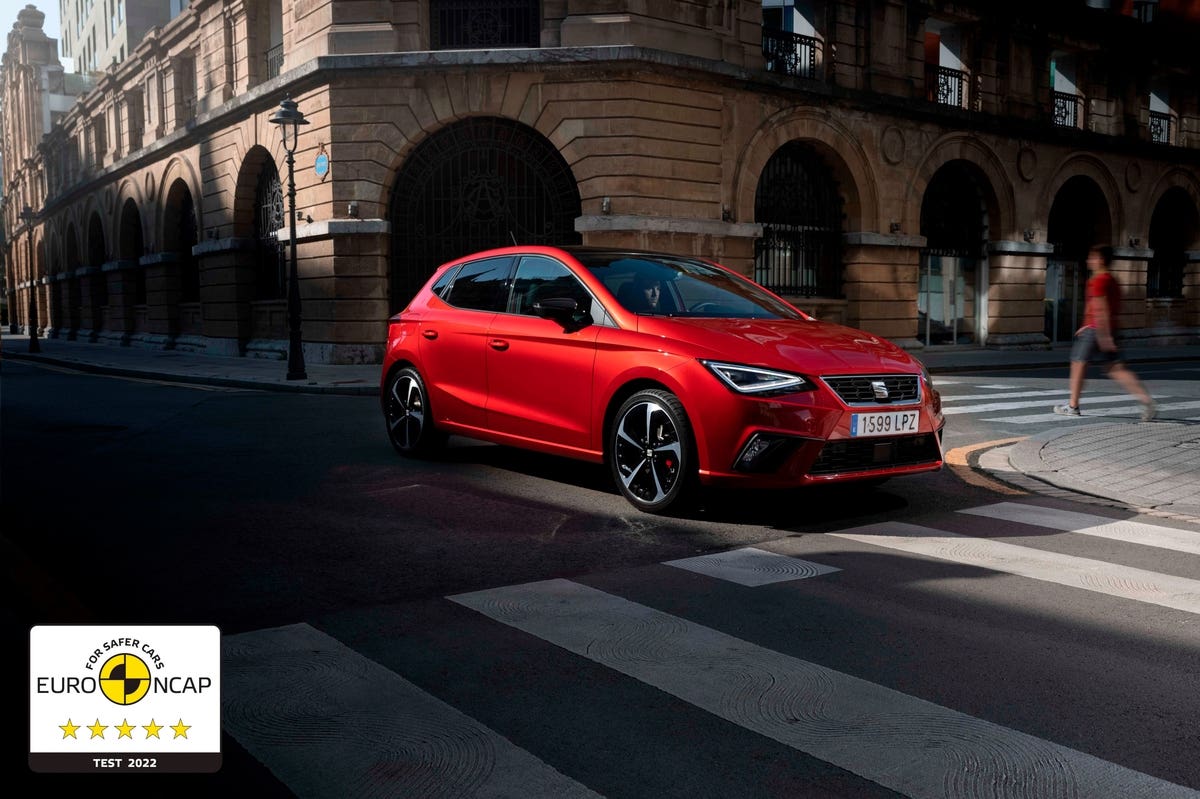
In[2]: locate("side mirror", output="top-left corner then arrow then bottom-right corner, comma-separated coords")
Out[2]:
532,297 -> 592,330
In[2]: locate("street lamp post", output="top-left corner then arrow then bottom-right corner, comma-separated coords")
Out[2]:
19,204 -> 40,353
268,96 -> 309,380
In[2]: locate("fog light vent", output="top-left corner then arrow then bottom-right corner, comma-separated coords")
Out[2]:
734,434 -> 796,473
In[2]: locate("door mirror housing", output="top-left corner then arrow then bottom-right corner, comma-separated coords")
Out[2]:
533,296 -> 592,330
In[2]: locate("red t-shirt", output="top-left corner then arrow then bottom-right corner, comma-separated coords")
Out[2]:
1084,271 -> 1120,332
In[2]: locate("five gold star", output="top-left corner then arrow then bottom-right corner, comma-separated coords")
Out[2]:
58,717 -> 194,741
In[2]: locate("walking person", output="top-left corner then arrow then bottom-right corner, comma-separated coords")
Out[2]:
1054,245 -> 1156,421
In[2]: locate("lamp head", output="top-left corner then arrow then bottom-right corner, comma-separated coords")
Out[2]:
268,96 -> 309,152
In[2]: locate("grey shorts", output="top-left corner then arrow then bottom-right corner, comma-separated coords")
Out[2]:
1070,327 -> 1121,364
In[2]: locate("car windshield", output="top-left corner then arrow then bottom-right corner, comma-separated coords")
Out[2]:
571,251 -> 807,320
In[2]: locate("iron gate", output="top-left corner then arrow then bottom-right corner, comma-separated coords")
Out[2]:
389,117 -> 581,312
754,142 -> 843,298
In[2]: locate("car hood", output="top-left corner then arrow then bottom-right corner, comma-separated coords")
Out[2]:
638,317 -> 921,374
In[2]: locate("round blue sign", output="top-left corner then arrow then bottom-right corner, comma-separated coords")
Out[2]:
314,153 -> 329,178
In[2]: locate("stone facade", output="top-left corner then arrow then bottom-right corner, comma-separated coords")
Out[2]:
3,0 -> 1199,363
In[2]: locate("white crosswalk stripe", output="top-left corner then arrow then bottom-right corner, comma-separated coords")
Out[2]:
451,578 -> 1197,799
220,501 -> 1200,798
829,521 -> 1200,614
959,502 -> 1200,555
941,392 -> 1167,415
984,399 -> 1200,424
222,624 -> 600,799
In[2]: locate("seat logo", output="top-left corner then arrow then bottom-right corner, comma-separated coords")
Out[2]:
871,380 -> 889,400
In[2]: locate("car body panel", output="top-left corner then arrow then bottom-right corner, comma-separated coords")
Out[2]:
382,245 -> 944,507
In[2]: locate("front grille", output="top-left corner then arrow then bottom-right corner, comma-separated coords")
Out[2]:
809,433 -> 941,475
822,374 -> 919,405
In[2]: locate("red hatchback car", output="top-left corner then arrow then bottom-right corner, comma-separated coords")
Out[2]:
382,246 -> 944,513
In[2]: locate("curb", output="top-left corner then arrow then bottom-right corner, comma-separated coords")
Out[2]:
2,350 -> 379,397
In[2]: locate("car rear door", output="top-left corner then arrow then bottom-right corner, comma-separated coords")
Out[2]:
418,255 -> 514,430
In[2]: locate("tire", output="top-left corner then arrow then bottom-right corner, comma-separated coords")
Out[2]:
609,389 -> 696,514
384,366 -> 446,456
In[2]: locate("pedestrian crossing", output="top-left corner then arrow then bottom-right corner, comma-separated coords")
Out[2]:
220,500 -> 1200,798
936,380 -> 1200,423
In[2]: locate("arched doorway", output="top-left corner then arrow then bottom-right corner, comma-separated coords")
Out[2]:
753,141 -> 843,300
120,199 -> 146,336
163,179 -> 201,338
65,223 -> 82,338
1046,176 -> 1110,344
388,117 -> 582,312
918,161 -> 986,345
254,160 -> 286,302
87,212 -> 108,338
1148,187 -> 1197,300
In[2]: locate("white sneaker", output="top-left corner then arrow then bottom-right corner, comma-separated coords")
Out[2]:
1141,400 -> 1157,422
1053,404 -> 1081,417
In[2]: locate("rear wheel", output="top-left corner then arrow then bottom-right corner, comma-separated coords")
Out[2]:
609,389 -> 696,514
384,366 -> 445,456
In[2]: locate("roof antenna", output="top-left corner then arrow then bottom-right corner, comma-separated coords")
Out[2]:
509,231 -> 518,246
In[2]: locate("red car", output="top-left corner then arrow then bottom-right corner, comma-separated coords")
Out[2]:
382,246 -> 944,513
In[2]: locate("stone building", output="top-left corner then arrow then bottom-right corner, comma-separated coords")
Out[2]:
2,0 -> 1199,365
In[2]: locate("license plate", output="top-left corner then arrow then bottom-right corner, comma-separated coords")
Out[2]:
850,410 -> 919,437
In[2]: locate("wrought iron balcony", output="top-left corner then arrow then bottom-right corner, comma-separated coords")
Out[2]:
762,28 -> 820,80
1051,90 -> 1084,129
925,64 -> 968,109
1149,110 -> 1172,144
431,0 -> 539,49
266,44 -> 284,80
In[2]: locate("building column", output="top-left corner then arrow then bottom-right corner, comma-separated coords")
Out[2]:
98,260 -> 138,345
841,232 -> 926,348
76,267 -> 103,341
983,240 -> 1053,349
191,237 -> 257,357
142,251 -> 182,347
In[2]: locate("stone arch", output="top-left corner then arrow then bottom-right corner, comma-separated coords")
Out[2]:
733,109 -> 876,232
1037,155 -> 1122,244
155,155 -> 205,246
1136,167 -> 1200,248
386,115 -> 582,311
904,134 -> 1012,240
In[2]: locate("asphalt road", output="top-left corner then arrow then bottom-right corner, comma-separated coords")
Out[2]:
5,359 -> 1199,797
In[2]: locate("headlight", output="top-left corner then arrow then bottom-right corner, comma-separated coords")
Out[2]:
701,360 -> 812,395
918,361 -> 933,390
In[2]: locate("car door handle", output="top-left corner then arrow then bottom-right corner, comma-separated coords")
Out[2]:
489,339 -> 509,351
422,330 -> 438,340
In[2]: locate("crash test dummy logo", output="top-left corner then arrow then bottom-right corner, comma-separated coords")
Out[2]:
29,625 -> 222,773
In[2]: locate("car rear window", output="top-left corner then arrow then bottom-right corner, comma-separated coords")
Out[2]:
444,256 -> 513,312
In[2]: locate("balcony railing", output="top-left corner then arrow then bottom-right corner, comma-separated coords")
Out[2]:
266,44 -> 284,80
1051,91 -> 1084,129
762,28 -> 820,80
1149,110 -> 1172,144
925,64 -> 967,109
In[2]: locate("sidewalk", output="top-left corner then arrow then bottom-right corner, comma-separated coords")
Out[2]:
4,331 -> 1199,519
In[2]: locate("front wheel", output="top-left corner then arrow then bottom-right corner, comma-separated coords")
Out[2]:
609,389 -> 696,514
384,366 -> 446,456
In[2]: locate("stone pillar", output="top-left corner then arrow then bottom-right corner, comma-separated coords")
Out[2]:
76,267 -> 104,341
98,260 -> 138,345
1111,246 -> 1151,334
47,275 -> 65,338
192,237 -> 257,357
66,274 -> 82,339
141,251 -> 182,347
984,240 -> 1053,349
1185,250 -> 1200,332
841,232 -> 925,348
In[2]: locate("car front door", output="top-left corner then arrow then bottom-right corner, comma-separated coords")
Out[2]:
484,255 -> 601,454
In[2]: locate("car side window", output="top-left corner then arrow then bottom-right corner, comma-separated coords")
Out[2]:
444,256 -> 514,312
510,256 -> 593,319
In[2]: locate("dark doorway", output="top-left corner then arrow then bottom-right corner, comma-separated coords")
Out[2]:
388,117 -> 582,312
754,141 -> 843,298
918,161 -> 985,345
1046,176 -> 1109,344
